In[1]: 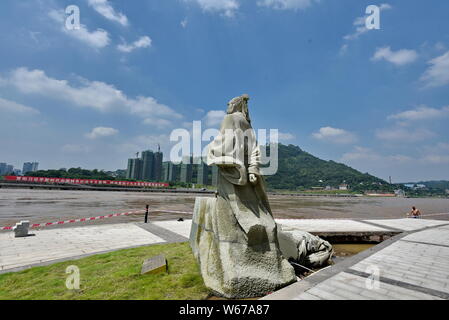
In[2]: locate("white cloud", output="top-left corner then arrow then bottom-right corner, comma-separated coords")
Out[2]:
376,127 -> 434,142
278,132 -> 295,141
204,110 -> 226,127
186,0 -> 239,17
143,118 -> 173,129
257,0 -> 317,10
61,144 -> 91,153
0,68 -> 182,123
343,4 -> 392,41
341,146 -> 412,163
426,142 -> 449,153
434,42 -> 446,51
312,126 -> 357,144
420,51 -> 449,88
0,97 -> 40,115
341,147 -> 380,162
421,143 -> 449,164
343,22 -> 369,41
379,3 -> 392,10
388,105 -> 449,121
372,46 -> 418,66
339,44 -> 348,56
117,36 -> 152,53
86,127 -> 118,139
87,0 -> 128,26
181,18 -> 188,28
48,9 -> 110,49
421,155 -> 449,164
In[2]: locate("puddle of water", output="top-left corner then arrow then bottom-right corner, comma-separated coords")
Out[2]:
332,243 -> 376,257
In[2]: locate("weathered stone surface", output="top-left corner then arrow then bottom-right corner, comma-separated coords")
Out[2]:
13,221 -> 30,238
190,94 -> 297,298
190,197 -> 296,299
141,255 -> 167,275
277,226 -> 333,268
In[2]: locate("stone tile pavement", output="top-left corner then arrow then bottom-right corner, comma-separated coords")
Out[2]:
263,222 -> 449,300
362,218 -> 449,231
2,217 -> 449,301
294,271 -> 441,300
152,220 -> 192,238
276,218 -> 449,233
0,223 -> 166,273
276,219 -> 388,232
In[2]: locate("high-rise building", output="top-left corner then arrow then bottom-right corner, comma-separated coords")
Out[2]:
162,162 -> 170,182
168,163 -> 179,182
126,159 -> 134,179
126,148 -> 163,182
0,163 -> 15,175
154,151 -> 163,181
180,156 -> 193,183
23,162 -> 39,175
5,165 -> 14,175
162,161 -> 179,182
0,163 -> 6,175
141,150 -> 155,180
126,158 -> 143,180
197,161 -> 210,186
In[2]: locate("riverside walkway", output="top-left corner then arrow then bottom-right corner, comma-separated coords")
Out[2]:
1,218 -> 449,300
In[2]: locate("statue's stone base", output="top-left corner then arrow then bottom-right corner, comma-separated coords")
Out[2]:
190,197 -> 297,299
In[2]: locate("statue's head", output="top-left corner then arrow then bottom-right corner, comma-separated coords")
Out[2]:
227,94 -> 250,122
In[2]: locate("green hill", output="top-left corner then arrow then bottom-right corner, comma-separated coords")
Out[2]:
264,144 -> 389,191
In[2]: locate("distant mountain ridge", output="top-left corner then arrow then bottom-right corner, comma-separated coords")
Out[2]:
264,144 -> 388,191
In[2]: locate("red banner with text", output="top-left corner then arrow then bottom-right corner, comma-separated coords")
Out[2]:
4,176 -> 169,188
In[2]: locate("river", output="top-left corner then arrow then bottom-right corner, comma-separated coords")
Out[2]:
1,188 -> 448,226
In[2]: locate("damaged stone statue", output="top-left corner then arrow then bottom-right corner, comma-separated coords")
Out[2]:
189,94 -> 332,298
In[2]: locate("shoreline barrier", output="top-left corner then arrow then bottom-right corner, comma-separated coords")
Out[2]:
2,211 -> 447,231
0,209 -> 192,231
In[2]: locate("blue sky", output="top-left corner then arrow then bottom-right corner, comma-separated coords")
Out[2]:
0,0 -> 448,182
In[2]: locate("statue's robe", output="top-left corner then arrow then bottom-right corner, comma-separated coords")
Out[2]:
190,111 -> 296,298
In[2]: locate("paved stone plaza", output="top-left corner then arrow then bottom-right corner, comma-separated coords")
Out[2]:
263,220 -> 449,300
1,218 -> 449,300
0,223 -> 174,273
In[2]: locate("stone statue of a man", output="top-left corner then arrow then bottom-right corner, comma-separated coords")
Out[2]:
189,94 -> 297,299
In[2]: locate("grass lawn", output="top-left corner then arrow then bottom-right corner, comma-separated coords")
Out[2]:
0,242 -> 210,300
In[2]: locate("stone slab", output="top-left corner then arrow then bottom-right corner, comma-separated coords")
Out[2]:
141,255 -> 167,275
152,220 -> 192,238
362,219 -> 449,231
276,219 -> 389,232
